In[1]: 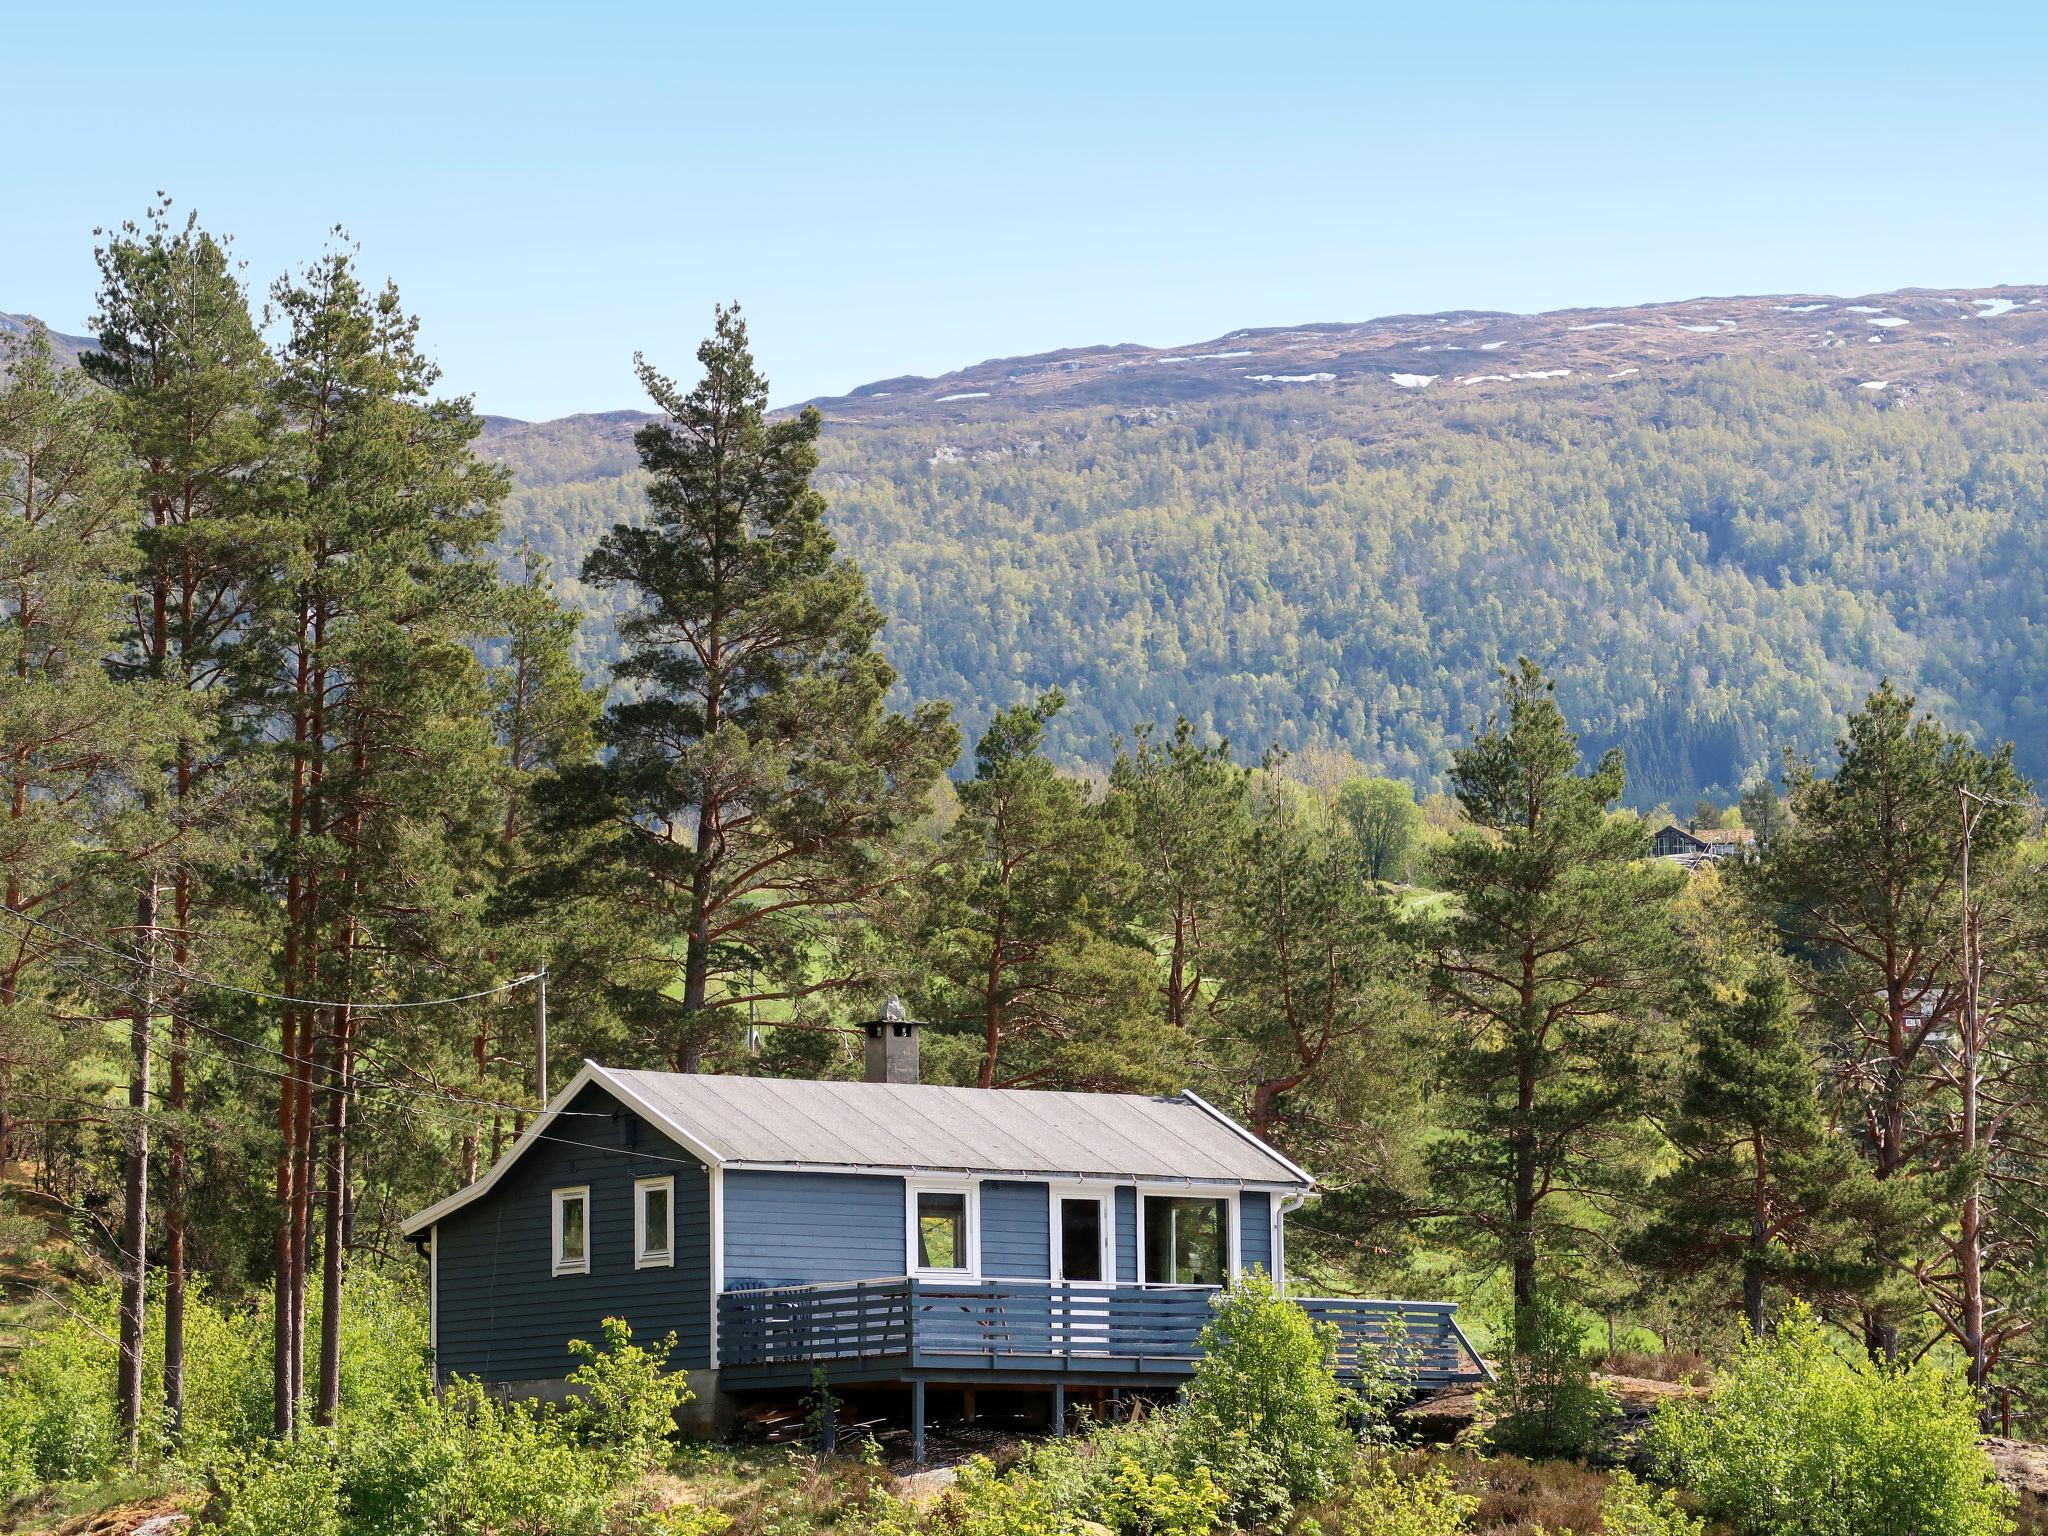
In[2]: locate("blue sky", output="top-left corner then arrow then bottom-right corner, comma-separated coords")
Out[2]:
6,1 -> 2046,420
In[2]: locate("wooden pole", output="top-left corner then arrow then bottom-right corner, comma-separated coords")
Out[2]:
911,1379 -> 926,1466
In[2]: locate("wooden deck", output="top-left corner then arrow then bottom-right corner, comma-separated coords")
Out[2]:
717,1278 -> 1489,1391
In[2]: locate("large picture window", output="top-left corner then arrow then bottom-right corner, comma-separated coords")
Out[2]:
1143,1196 -> 1228,1286
909,1183 -> 974,1276
552,1186 -> 589,1276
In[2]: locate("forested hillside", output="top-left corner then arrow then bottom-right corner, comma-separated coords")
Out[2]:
489,319 -> 2048,804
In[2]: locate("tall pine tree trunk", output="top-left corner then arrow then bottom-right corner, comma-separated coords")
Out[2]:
315,994 -> 352,1426
1511,955 -> 1540,1315
115,875 -> 159,1460
1746,1130 -> 1769,1336
163,862 -> 190,1442
1958,867 -> 1989,1413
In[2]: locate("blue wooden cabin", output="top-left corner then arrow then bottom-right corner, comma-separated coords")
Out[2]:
402,1021 -> 1485,1455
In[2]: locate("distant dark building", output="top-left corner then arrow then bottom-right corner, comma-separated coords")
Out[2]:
1652,821 -> 1757,869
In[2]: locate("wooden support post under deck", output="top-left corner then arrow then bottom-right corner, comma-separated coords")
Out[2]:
911,1379 -> 926,1466
962,1387 -> 976,1423
1053,1384 -> 1066,1437
820,1372 -> 836,1456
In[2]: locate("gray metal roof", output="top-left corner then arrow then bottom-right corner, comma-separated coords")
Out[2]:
602,1068 -> 1312,1187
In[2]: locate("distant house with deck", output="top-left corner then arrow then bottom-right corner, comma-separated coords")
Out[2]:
1651,821 -> 1756,869
402,1014 -> 1485,1457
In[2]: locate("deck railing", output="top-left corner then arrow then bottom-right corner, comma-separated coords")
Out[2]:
717,1279 -> 1488,1387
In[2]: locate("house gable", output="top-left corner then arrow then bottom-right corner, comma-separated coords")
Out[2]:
431,1080 -> 713,1381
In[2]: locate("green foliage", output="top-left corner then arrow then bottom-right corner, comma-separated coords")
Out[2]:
569,302 -> 958,1069
1319,1459 -> 1478,1536
1108,716 -> 1250,1030
1597,1471 -> 1703,1536
1632,968 -> 1876,1333
562,1317 -> 690,1475
913,689 -> 1161,1088
1100,1457 -> 1230,1536
1426,659 -> 1684,1306
1480,1290 -> 1617,1461
1650,1304 -> 2015,1536
1745,680 -> 2033,1356
1205,786 -> 1423,1215
929,1419 -> 1226,1536
1336,777 -> 1424,884
213,1433 -> 345,1536
1177,1269 -> 1369,1523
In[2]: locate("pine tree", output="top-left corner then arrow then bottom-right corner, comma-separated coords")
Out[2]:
0,321 -> 175,1192
464,547 -> 602,1175
576,306 -> 956,1069
268,236 -> 510,1429
1107,717 -> 1248,1030
1206,780 -> 1421,1192
1426,659 -> 1685,1313
1632,969 -> 1877,1333
85,203 -> 283,1440
914,690 -> 1160,1089
1747,680 -> 2028,1361
1738,777 -> 1790,854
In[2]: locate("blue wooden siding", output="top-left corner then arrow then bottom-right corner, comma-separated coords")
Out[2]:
432,1083 -> 711,1382
1114,1186 -> 1137,1282
980,1180 -> 1050,1278
1240,1191 -> 1272,1275
723,1170 -> 905,1288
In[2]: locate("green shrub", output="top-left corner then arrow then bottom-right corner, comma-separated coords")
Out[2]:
1101,1457 -> 1229,1536
561,1316 -> 690,1476
1480,1289 -> 1617,1461
432,1379 -> 615,1536
212,1433 -> 344,1536
1597,1471 -> 1702,1536
1649,1304 -> 2014,1536
1177,1269 -> 1366,1523
1322,1459 -> 1478,1536
935,1453 -> 1077,1536
0,1289 -> 121,1491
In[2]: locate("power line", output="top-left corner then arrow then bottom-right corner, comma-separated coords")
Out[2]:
39,949 -> 603,1127
0,904 -> 541,1011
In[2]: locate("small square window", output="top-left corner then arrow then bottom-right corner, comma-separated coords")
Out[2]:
909,1184 -> 975,1276
552,1187 -> 590,1276
636,1175 -> 674,1269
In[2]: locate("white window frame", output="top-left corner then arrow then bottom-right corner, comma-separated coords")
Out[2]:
1137,1185 -> 1241,1288
906,1179 -> 979,1279
1047,1183 -> 1114,1286
552,1185 -> 591,1277
634,1174 -> 675,1270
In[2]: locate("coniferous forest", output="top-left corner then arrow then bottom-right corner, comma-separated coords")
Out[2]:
3,207 -> 2046,1534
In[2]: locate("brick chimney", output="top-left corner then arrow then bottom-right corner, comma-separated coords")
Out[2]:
864,997 -> 919,1084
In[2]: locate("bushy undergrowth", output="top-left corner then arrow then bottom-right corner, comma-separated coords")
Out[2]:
1177,1270 -> 1389,1524
1480,1290 -> 1617,1462
1650,1304 -> 2015,1536
0,1268 -> 424,1499
209,1317 -> 699,1536
0,1278 -> 713,1536
913,1276 -> 1401,1535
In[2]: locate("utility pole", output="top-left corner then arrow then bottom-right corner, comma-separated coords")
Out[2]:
116,874 -> 159,1461
535,963 -> 548,1106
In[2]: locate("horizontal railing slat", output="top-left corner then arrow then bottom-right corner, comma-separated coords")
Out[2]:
718,1279 -> 1485,1384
